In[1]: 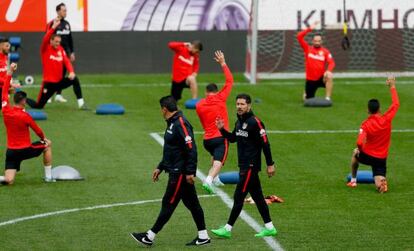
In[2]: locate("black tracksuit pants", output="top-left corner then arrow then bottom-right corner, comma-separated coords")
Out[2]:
27,77 -> 83,109
228,168 -> 271,226
151,173 -> 206,233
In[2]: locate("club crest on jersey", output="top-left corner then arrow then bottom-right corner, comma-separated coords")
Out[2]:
242,123 -> 248,129
185,136 -> 192,143
58,51 -> 62,56
66,24 -> 69,30
319,51 -> 323,55
2,101 -> 7,107
260,129 -> 266,136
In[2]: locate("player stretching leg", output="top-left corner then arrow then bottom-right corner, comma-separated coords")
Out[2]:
347,76 -> 399,193
0,64 -> 54,185
195,51 -> 234,194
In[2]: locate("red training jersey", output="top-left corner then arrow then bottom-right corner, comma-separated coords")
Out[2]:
2,74 -> 45,149
297,28 -> 335,81
196,64 -> 233,140
41,28 -> 74,83
0,52 -> 8,87
169,42 -> 199,83
357,87 -> 400,158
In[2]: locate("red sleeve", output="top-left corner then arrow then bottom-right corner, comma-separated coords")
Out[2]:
296,27 -> 312,53
326,50 -> 335,71
168,42 -> 185,53
356,127 -> 367,149
217,64 -> 234,100
41,28 -> 55,53
193,55 -> 199,74
1,74 -> 11,107
45,21 -> 53,32
383,87 -> 400,122
62,50 -> 74,73
27,116 -> 45,139
0,76 -> 4,87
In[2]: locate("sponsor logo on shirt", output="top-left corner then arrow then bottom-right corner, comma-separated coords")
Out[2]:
236,129 -> 248,137
56,29 -> 70,35
178,55 -> 194,65
308,53 -> 325,61
0,66 -> 7,72
49,55 -> 63,61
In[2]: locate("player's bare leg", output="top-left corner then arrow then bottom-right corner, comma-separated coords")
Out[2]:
324,74 -> 333,100
203,160 -> 223,194
375,176 -> 388,193
187,75 -> 198,99
2,169 -> 17,185
43,140 -> 55,182
347,149 -> 359,188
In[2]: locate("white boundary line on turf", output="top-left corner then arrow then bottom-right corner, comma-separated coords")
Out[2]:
0,195 -> 216,227
149,133 -> 284,251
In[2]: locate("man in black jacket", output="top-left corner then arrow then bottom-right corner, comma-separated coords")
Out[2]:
131,96 -> 210,247
46,3 -> 75,103
212,93 -> 278,238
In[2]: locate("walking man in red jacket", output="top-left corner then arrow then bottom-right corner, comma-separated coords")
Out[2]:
297,21 -> 335,100
168,40 -> 203,101
347,76 -> 400,193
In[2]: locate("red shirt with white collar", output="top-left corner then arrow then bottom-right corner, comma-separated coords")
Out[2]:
357,87 -> 400,158
297,28 -> 335,81
41,28 -> 74,83
0,52 -> 8,87
169,42 -> 199,83
2,74 -> 45,149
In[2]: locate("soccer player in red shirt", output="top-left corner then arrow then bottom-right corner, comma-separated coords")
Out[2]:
26,18 -> 88,110
0,38 -> 20,101
347,76 -> 400,193
0,64 -> 54,185
297,21 -> 335,100
196,51 -> 233,194
168,40 -> 203,101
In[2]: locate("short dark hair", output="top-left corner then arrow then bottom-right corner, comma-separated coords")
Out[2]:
192,40 -> 203,51
206,83 -> 218,93
51,34 -> 61,40
14,91 -> 27,104
368,99 -> 380,114
236,93 -> 251,104
159,95 -> 178,112
56,3 -> 66,12
0,37 -> 9,44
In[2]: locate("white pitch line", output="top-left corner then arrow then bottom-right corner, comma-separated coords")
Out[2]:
0,194 -> 215,227
149,133 -> 284,251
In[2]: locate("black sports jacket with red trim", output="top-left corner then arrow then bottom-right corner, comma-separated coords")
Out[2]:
158,111 -> 197,175
220,111 -> 274,171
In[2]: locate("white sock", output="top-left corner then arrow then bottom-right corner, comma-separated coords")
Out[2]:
77,98 -> 85,107
55,94 -> 62,98
198,230 -> 209,239
205,176 -> 213,185
0,176 -> 5,182
265,221 -> 274,230
146,230 -> 156,241
44,165 -> 52,179
351,177 -> 357,183
325,96 -> 331,100
224,224 -> 232,232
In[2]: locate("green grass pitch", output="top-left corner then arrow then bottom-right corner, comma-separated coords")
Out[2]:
0,73 -> 413,250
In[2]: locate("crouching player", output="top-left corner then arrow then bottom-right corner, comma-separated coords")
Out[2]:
0,64 -> 54,185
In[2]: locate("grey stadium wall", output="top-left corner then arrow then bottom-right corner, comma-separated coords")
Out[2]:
2,31 -> 246,75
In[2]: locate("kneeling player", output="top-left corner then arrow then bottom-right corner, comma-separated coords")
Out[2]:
347,76 -> 399,193
0,64 -> 54,185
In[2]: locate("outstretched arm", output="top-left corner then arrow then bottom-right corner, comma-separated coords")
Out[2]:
383,77 -> 400,121
296,21 -> 319,53
2,63 -> 17,107
214,50 -> 234,100
41,18 -> 60,53
168,41 -> 185,53
217,117 -> 236,143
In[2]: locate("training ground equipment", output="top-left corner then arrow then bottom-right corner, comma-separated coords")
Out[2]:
96,103 -> 125,115
184,98 -> 201,109
346,170 -> 375,184
52,165 -> 84,181
304,98 -> 333,107
24,75 -> 35,85
27,110 -> 47,120
218,171 -> 239,184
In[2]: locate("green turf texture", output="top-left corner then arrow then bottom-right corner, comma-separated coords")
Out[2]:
0,73 -> 413,250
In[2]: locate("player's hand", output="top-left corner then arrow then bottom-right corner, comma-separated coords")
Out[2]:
11,83 -> 21,89
70,53 -> 76,62
52,18 -> 61,29
324,71 -> 333,79
214,50 -> 226,66
7,63 -> 17,75
152,168 -> 161,182
42,138 -> 52,147
267,164 -> 275,178
386,75 -> 396,88
215,117 -> 224,130
186,174 -> 195,185
353,148 -> 360,156
310,21 -> 320,30
68,72 -> 76,80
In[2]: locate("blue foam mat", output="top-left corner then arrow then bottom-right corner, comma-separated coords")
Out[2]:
96,103 -> 125,115
184,98 -> 201,109
346,170 -> 375,184
218,171 -> 239,184
27,110 -> 47,120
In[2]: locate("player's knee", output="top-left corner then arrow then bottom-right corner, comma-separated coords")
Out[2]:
5,177 -> 14,185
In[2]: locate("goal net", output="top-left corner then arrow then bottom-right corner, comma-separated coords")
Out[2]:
246,0 -> 414,83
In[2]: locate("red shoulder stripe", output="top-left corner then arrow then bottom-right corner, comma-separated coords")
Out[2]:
179,117 -> 193,149
254,117 -> 268,143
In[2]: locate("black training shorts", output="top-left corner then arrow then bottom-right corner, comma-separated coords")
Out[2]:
203,137 -> 228,165
5,141 -> 47,171
171,79 -> 189,101
356,151 -> 387,177
305,77 -> 325,99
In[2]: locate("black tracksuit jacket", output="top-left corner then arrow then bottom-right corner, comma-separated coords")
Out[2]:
47,18 -> 74,55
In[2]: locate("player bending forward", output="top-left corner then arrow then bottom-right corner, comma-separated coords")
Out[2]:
347,76 -> 400,193
196,50 -> 233,194
212,93 -> 277,238
0,64 -> 54,185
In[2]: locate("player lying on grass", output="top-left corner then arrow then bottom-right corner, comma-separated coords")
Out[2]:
0,63 -> 54,185
347,76 -> 400,193
26,18 -> 88,110
168,40 -> 202,101
195,50 -> 233,194
212,93 -> 277,238
297,21 -> 335,101
130,96 -> 210,247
